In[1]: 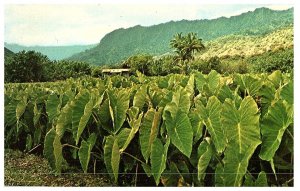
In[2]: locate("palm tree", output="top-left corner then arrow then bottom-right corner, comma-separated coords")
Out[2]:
170,32 -> 205,74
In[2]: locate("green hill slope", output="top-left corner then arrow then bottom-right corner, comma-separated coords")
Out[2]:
198,26 -> 293,59
4,43 -> 96,60
68,7 -> 293,65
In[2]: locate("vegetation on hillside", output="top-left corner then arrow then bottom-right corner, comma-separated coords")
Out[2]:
198,26 -> 293,59
68,7 -> 293,65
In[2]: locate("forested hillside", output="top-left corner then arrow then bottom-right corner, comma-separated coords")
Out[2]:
69,7 -> 293,65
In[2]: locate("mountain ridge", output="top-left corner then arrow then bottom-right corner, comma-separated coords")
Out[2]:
4,43 -> 96,60
68,7 -> 293,66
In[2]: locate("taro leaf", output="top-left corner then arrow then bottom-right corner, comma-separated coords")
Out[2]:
188,109 -> 203,143
207,70 -> 220,94
197,137 -> 213,181
194,72 -> 206,92
267,70 -> 282,89
46,94 -> 61,123
55,99 -> 73,139
133,85 -> 148,110
255,171 -> 268,186
280,82 -> 293,105
98,98 -> 112,131
259,100 -> 293,161
53,134 -> 64,174
164,109 -> 193,158
259,85 -> 276,117
151,137 -> 170,185
71,90 -> 94,145
104,136 -> 120,183
5,99 -> 18,127
184,74 -> 195,98
78,133 -> 97,173
33,102 -> 42,127
197,96 -> 225,153
141,163 -> 152,177
161,162 -> 184,186
16,96 -> 27,132
218,85 -> 235,103
107,88 -> 130,134
44,128 -> 56,169
163,87 -> 193,157
117,128 -> 131,149
139,108 -> 162,162
120,107 -> 143,152
164,87 -> 191,116
243,173 -> 255,186
234,74 -> 263,96
217,96 -> 261,186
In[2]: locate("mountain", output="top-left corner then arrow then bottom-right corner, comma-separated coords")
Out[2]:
68,7 -> 293,66
4,43 -> 96,60
4,47 -> 14,59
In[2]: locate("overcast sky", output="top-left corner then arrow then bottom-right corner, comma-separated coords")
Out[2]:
4,4 -> 292,46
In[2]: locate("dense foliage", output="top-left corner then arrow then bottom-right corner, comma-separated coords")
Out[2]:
69,7 -> 293,65
4,71 -> 293,186
4,50 -> 92,83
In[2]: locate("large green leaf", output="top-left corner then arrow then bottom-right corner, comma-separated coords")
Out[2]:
46,94 -> 61,123
104,136 -> 120,183
98,98 -> 112,131
78,133 -> 97,173
234,74 -> 263,96
259,100 -> 293,161
163,87 -> 193,157
133,85 -> 148,110
188,109 -> 203,143
217,96 -> 261,186
280,81 -> 293,105
53,135 -> 64,174
120,107 -> 143,152
71,90 -> 94,145
184,74 -> 195,98
139,108 -> 162,162
197,96 -> 225,153
151,137 -> 170,185
55,99 -> 73,139
197,137 -> 213,181
43,128 -> 56,169
164,87 -> 190,116
244,171 -> 268,186
107,88 -> 130,134
164,109 -> 193,157
5,99 -> 18,127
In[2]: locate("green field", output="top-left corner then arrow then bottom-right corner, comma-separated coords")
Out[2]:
4,71 -> 293,186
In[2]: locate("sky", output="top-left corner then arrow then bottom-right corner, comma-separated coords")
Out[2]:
4,3 -> 292,46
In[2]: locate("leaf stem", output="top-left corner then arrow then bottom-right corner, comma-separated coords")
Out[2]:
62,143 -> 80,150
121,151 -> 145,165
286,129 -> 294,140
27,144 -> 41,154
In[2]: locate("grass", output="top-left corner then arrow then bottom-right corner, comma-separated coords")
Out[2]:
4,149 -> 113,186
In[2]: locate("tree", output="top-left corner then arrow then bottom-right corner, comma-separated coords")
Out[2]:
170,32 -> 205,74
124,54 -> 153,75
5,50 -> 51,83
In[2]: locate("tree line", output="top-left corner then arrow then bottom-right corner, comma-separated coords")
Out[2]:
5,32 -> 293,83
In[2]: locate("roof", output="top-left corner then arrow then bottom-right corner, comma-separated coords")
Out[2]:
102,68 -> 131,73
